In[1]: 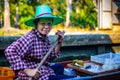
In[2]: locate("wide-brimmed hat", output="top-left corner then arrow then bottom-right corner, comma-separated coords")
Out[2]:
25,5 -> 64,27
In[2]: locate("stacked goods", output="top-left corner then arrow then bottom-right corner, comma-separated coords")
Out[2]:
91,52 -> 120,70
91,52 -> 120,65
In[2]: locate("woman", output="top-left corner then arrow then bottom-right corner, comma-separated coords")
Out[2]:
5,5 -> 74,80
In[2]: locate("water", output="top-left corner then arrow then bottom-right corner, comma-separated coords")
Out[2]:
1,44 -> 120,66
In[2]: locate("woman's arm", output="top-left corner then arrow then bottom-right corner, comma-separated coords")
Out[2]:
55,30 -> 64,54
4,36 -> 32,71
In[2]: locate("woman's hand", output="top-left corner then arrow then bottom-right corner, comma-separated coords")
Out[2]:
23,68 -> 40,79
55,30 -> 65,43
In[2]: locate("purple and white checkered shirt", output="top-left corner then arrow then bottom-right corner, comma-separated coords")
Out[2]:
5,29 -> 60,80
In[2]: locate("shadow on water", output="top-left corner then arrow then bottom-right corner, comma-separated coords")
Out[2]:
53,44 -> 117,62
0,50 -> 10,66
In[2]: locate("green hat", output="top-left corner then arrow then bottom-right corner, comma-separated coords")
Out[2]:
25,5 -> 64,27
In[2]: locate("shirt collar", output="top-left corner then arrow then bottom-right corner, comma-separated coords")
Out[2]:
34,29 -> 48,42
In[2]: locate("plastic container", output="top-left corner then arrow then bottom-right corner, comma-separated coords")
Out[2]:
0,67 -> 15,80
64,68 -> 77,76
91,52 -> 120,64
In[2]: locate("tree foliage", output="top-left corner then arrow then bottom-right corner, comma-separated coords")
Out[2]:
72,0 -> 97,28
1,0 -> 97,29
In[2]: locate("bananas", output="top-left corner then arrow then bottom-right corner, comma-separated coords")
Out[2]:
72,60 -> 84,67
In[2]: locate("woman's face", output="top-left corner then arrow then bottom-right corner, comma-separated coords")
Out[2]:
37,18 -> 52,35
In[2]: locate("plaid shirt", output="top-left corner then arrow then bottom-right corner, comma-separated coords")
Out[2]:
5,29 -> 60,80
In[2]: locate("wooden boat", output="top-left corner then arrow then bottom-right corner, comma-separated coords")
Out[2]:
0,59 -> 120,80
58,59 -> 120,80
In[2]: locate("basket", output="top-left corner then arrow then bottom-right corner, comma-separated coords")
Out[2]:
0,67 -> 15,80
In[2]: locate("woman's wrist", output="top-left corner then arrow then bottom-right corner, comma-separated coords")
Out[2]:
58,39 -> 63,43
58,41 -> 62,44
23,69 -> 26,72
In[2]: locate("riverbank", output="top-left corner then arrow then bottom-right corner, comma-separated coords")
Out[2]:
1,26 -> 120,36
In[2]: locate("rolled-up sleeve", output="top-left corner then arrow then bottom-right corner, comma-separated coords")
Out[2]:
47,49 -> 61,62
52,50 -> 61,58
5,36 -> 32,71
